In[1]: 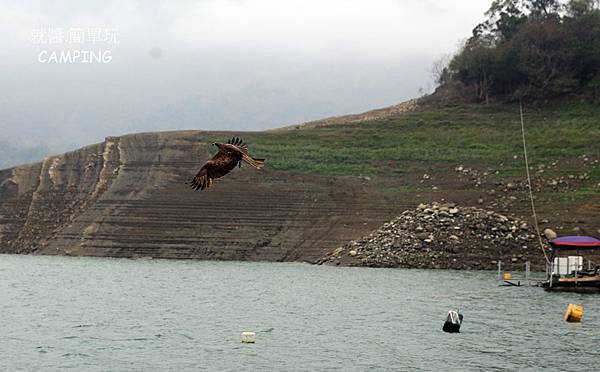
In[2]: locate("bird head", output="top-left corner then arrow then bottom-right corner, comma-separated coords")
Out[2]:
212,142 -> 221,147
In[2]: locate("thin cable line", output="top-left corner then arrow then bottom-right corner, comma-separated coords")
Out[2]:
519,101 -> 550,264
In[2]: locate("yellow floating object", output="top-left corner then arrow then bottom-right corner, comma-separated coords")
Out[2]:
503,272 -> 511,280
565,304 -> 583,322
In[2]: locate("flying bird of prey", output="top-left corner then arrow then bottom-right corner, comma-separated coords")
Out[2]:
189,137 -> 265,191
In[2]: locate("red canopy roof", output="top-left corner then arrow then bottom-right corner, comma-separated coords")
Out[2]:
549,236 -> 600,249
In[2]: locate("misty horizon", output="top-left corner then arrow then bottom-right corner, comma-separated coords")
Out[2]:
0,0 -> 489,168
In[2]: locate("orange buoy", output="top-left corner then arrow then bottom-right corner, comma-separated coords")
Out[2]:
503,272 -> 511,280
564,304 -> 583,322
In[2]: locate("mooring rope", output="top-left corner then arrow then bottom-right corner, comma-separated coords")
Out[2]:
519,101 -> 550,264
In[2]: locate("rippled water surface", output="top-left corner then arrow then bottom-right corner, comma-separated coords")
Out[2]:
1,254 -> 599,371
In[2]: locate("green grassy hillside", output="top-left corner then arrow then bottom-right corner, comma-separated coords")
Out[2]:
206,102 -> 600,233
207,102 -> 600,178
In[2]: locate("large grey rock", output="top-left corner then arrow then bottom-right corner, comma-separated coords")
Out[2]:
544,228 -> 557,240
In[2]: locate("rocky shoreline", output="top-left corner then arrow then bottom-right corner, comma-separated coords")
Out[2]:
319,202 -> 546,271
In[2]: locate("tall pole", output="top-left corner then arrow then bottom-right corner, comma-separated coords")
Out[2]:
497,260 -> 501,282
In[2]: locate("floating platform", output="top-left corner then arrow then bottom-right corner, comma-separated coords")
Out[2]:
541,275 -> 600,293
541,236 -> 600,293
498,236 -> 600,293
498,261 -> 545,287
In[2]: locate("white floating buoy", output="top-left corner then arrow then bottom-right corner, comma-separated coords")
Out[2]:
443,310 -> 463,333
241,332 -> 256,343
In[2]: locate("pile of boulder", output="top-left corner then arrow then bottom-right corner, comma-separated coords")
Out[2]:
320,202 -> 543,270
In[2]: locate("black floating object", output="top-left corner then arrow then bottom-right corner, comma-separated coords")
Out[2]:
443,310 -> 463,333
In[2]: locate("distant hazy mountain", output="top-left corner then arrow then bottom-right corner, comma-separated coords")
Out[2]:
0,140 -> 49,169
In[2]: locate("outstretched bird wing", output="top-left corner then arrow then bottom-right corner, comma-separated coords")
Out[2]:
227,137 -> 265,169
190,148 -> 238,191
189,137 -> 265,191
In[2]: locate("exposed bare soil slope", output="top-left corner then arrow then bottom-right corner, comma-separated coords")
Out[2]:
0,131 -> 403,262
1,100 -> 599,268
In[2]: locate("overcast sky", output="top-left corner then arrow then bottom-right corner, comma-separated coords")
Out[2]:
0,0 -> 490,165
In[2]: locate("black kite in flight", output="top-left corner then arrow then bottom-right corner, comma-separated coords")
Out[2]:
189,137 -> 265,191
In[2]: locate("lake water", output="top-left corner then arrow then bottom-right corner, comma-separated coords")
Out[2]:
1,255 -> 599,371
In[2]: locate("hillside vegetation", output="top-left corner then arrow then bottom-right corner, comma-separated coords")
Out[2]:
440,0 -> 600,102
205,102 -> 600,179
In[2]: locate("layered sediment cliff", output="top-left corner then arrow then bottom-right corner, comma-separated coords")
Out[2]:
2,101 -> 599,265
0,131 -> 401,262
